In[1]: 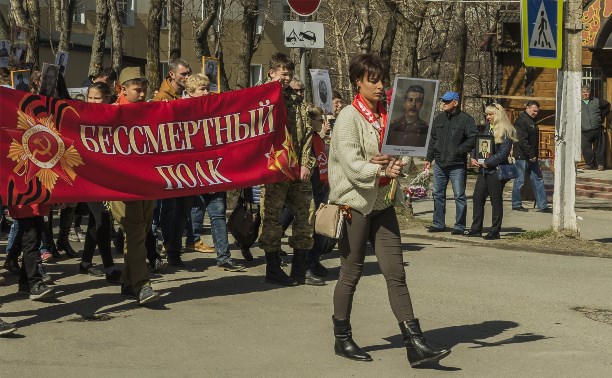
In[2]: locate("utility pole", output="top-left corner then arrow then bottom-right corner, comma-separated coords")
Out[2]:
552,0 -> 581,234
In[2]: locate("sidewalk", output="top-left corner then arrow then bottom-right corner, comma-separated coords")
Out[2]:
405,170 -> 612,243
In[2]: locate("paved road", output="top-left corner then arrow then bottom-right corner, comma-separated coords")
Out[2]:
1,236 -> 611,377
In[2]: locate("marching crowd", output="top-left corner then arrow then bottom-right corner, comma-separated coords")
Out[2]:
1,49 -> 607,368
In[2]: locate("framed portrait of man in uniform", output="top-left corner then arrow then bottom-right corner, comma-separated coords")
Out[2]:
476,135 -> 494,164
309,69 -> 333,114
381,77 -> 439,156
202,56 -> 220,93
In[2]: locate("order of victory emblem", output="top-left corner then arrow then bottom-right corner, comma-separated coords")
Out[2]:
5,106 -> 83,192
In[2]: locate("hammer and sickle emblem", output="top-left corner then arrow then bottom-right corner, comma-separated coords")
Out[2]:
32,136 -> 53,158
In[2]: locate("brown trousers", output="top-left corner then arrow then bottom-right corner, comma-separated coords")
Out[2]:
333,206 -> 415,322
110,200 -> 154,293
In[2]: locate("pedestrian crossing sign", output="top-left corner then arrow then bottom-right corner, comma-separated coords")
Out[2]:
521,0 -> 563,68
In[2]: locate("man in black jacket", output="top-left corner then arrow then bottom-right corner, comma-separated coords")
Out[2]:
581,86 -> 609,171
424,91 -> 477,234
511,101 -> 551,213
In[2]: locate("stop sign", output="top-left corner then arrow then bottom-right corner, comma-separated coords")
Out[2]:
286,0 -> 321,17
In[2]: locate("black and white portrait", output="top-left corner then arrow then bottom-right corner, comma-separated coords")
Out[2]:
381,77 -> 439,157
39,63 -> 60,97
202,57 -> 220,93
309,69 -> 333,114
55,51 -> 69,76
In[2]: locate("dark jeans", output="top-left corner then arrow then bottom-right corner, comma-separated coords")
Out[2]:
6,220 -> 20,260
432,163 -> 467,231
581,128 -> 605,168
470,173 -> 508,234
189,195 -> 207,244
511,159 -> 548,210
164,196 -> 194,258
201,192 -> 231,265
17,216 -> 44,288
82,202 -> 115,268
333,206 -> 414,323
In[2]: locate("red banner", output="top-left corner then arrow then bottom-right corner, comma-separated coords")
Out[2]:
0,82 -> 299,206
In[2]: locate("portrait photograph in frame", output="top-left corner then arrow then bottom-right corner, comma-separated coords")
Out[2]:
39,63 -> 60,97
11,69 -> 30,92
475,135 -> 495,164
202,56 -> 220,93
55,51 -> 69,76
381,77 -> 439,157
309,69 -> 333,114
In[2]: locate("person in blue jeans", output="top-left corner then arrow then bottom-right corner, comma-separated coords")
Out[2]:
511,100 -> 551,213
423,91 -> 477,235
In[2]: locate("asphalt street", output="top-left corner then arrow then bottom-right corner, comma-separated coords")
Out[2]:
1,235 -> 611,377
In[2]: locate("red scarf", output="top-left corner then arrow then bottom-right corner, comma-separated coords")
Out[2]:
352,94 -> 390,186
312,133 -> 328,187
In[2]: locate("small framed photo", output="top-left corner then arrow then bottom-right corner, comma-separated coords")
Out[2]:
202,56 -> 220,93
309,69 -> 333,114
0,40 -> 11,58
39,63 -> 60,97
476,135 -> 494,164
55,51 -> 69,76
11,70 -> 30,92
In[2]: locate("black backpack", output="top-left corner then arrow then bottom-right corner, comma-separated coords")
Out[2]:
227,190 -> 261,249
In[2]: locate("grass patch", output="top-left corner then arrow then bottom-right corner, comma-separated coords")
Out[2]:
511,228 -> 554,240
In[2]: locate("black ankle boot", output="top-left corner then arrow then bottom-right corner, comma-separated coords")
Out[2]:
332,316 -> 372,361
265,252 -> 297,286
57,207 -> 79,258
290,249 -> 325,286
399,319 -> 451,367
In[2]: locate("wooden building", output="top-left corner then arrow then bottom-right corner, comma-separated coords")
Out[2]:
487,1 -> 612,165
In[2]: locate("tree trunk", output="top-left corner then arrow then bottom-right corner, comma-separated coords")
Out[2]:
147,0 -> 164,96
235,0 -> 259,90
88,0 -> 110,77
451,2 -> 467,96
107,0 -> 124,76
25,0 -> 40,69
54,0 -> 72,52
9,0 -> 28,26
356,0 -> 372,53
193,0 -> 219,63
169,0 -> 183,59
379,1 -> 398,85
403,1 -> 427,77
0,10 -> 10,39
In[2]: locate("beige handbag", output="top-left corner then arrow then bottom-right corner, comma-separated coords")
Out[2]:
314,203 -> 351,239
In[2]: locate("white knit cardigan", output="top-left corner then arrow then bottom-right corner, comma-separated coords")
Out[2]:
328,105 -> 402,215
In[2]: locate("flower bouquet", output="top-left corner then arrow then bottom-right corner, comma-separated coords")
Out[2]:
404,170 -> 430,201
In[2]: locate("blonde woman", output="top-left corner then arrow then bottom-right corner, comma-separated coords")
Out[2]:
464,104 -> 517,240
183,73 -> 210,98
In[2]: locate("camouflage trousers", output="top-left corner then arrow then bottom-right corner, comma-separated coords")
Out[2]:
258,180 -> 314,252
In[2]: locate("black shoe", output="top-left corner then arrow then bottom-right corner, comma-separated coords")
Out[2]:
138,286 -> 160,306
450,229 -> 463,235
427,227 -> 445,233
3,258 -> 20,275
265,252 -> 297,286
483,232 -> 500,240
333,316 -> 373,361
167,255 -> 185,267
57,239 -> 79,258
536,207 -> 552,213
218,259 -> 246,272
240,248 -> 254,262
17,283 -> 30,296
512,206 -> 529,212
0,319 -> 18,336
105,269 -> 122,284
121,284 -> 136,298
399,319 -> 451,367
463,229 -> 482,237
291,250 -> 325,286
79,263 -> 105,277
150,258 -> 168,273
311,261 -> 329,278
29,282 -> 55,300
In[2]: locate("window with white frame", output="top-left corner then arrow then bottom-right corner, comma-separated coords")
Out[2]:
250,64 -> 263,87
161,4 -> 169,29
117,0 -> 135,27
72,2 -> 85,24
582,67 -> 603,100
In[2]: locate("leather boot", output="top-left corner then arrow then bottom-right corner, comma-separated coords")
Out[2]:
399,319 -> 451,367
56,207 -> 79,258
332,316 -> 372,361
265,252 -> 297,286
291,249 -> 325,286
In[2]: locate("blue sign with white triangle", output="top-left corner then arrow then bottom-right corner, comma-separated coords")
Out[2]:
521,0 -> 563,68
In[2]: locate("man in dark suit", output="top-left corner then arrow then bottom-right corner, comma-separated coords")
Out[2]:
386,85 -> 429,147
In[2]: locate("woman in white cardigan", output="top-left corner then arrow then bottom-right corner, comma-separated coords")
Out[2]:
328,53 -> 450,367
